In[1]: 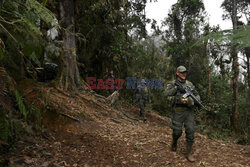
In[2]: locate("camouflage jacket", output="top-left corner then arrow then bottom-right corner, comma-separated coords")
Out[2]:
134,85 -> 151,102
164,80 -> 200,107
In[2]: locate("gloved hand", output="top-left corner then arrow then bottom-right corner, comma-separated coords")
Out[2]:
174,81 -> 185,93
179,97 -> 194,107
180,98 -> 188,104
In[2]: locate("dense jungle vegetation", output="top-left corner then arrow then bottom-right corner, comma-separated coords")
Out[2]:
0,0 -> 249,164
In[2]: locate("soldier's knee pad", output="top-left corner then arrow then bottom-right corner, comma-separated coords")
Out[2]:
185,125 -> 195,135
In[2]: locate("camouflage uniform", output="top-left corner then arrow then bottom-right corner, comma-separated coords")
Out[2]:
164,66 -> 200,162
106,73 -> 116,94
134,80 -> 151,118
164,79 -> 200,145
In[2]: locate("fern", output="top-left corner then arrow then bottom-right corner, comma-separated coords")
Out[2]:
0,0 -> 59,45
26,0 -> 59,29
232,25 -> 250,49
192,25 -> 250,49
14,90 -> 28,120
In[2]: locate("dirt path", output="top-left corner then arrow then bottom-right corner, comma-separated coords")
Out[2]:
5,87 -> 250,167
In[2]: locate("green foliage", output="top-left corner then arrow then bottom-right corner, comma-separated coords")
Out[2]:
0,0 -> 58,44
120,37 -> 172,116
159,0 -> 248,144
192,0 -> 250,51
26,0 -> 59,28
152,91 -> 170,117
0,48 -> 4,60
232,25 -> 250,48
14,90 -> 28,120
0,112 -> 9,142
162,0 -> 208,84
238,89 -> 250,144
128,38 -> 167,78
0,0 -> 59,78
192,25 -> 250,50
193,72 -> 249,144
221,0 -> 250,22
75,0 -> 148,79
23,42 -> 43,66
0,0 -> 248,147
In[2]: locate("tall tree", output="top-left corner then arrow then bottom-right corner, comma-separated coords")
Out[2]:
221,0 -> 248,132
231,0 -> 239,132
162,0 -> 207,83
74,0 -> 148,79
244,46 -> 250,87
58,0 -> 81,90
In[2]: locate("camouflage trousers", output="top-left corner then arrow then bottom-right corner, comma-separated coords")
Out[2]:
172,107 -> 195,145
139,99 -> 146,117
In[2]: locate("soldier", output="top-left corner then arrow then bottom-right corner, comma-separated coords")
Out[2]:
164,66 -> 200,162
134,79 -> 151,120
106,70 -> 116,94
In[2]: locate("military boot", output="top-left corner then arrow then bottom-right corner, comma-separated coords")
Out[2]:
171,137 -> 178,151
186,143 -> 195,162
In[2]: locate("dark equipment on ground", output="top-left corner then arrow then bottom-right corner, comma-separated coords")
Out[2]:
37,63 -> 58,82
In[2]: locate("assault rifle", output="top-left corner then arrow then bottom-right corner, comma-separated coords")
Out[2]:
175,80 -> 206,109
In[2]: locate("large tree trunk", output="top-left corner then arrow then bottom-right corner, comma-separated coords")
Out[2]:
245,47 -> 250,87
207,69 -> 211,99
58,0 -> 81,90
231,50 -> 239,132
231,0 -> 239,132
247,56 -> 250,88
